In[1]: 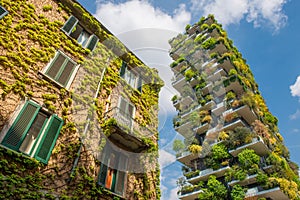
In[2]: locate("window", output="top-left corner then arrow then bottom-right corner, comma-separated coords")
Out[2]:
118,97 -> 135,119
120,61 -> 143,92
0,5 -> 8,19
61,16 -> 99,51
43,51 -> 78,88
98,147 -> 128,196
1,101 -> 63,164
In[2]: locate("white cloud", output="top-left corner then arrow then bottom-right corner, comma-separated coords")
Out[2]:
95,0 -> 190,34
94,0 -> 190,113
162,187 -> 179,200
290,76 -> 300,97
158,149 -> 176,169
191,0 -> 288,31
290,109 -> 300,120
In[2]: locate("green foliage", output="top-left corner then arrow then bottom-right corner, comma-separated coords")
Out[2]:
238,149 -> 260,170
173,139 -> 185,153
198,176 -> 227,200
230,185 -> 245,200
42,5 -> 52,11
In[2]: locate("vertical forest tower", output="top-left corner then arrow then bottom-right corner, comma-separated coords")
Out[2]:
170,15 -> 300,200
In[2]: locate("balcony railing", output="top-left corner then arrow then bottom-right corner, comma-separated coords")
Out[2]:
187,166 -> 230,184
229,137 -> 270,157
104,107 -> 154,152
178,185 -> 203,200
245,186 -> 289,200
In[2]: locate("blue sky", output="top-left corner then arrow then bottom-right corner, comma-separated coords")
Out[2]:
77,0 -> 300,199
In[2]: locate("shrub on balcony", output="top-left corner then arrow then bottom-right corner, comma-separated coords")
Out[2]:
238,149 -> 260,170
201,37 -> 217,50
198,176 -> 227,200
218,131 -> 229,141
225,91 -> 236,101
184,170 -> 200,179
173,139 -> 185,153
188,144 -> 202,154
224,112 -> 238,123
171,95 -> 178,102
227,127 -> 255,149
185,24 -> 191,31
184,69 -> 196,81
202,115 -> 212,123
230,185 -> 246,200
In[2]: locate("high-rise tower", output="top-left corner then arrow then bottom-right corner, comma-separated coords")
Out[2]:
170,15 -> 300,200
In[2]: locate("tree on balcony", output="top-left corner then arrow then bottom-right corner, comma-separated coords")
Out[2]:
204,143 -> 230,170
198,175 -> 227,200
238,149 -> 260,174
173,139 -> 185,154
225,127 -> 255,149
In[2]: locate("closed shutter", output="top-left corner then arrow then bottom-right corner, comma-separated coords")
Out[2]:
35,115 -> 63,164
57,60 -> 76,86
1,101 -> 39,151
137,76 -> 143,92
61,16 -> 78,35
86,34 -> 99,52
115,156 -> 128,195
46,53 -> 66,80
120,61 -> 126,78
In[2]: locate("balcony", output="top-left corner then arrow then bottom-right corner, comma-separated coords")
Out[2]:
188,166 -> 230,184
209,43 -> 227,55
178,185 -> 203,200
171,60 -> 188,73
201,83 -> 213,96
211,101 -> 225,116
222,117 -> 247,132
175,121 -> 194,137
245,187 -> 289,200
193,122 -> 209,134
173,95 -> 194,110
177,151 -> 199,166
172,74 -> 187,92
218,59 -> 235,73
201,58 -> 217,70
225,105 -> 258,125
207,68 -> 226,82
104,108 -> 154,153
229,137 -> 270,157
228,174 -> 258,186
181,100 -> 215,120
213,76 -> 244,97
188,77 -> 199,88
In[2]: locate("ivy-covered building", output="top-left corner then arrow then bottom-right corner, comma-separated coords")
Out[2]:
170,15 -> 300,200
0,0 -> 163,199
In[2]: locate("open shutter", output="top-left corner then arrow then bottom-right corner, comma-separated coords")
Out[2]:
120,61 -> 126,78
137,76 -> 143,92
115,156 -> 128,196
86,34 -> 99,52
98,147 -> 110,186
1,101 -> 39,151
0,6 -> 8,19
35,115 -> 63,164
61,16 -> 78,35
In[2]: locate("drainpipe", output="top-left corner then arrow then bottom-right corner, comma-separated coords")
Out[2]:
68,58 -> 109,182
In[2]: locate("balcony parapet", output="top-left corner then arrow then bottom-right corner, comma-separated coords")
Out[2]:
103,107 -> 154,152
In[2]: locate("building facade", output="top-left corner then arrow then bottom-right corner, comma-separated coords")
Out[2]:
0,0 -> 163,199
170,15 -> 300,200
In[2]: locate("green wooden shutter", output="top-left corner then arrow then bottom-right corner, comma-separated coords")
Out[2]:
120,61 -> 126,78
35,115 -> 63,164
137,76 -> 143,92
0,6 -> 8,19
57,59 -> 76,86
86,34 -> 99,52
1,101 -> 39,151
61,16 -> 78,35
46,52 -> 66,80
